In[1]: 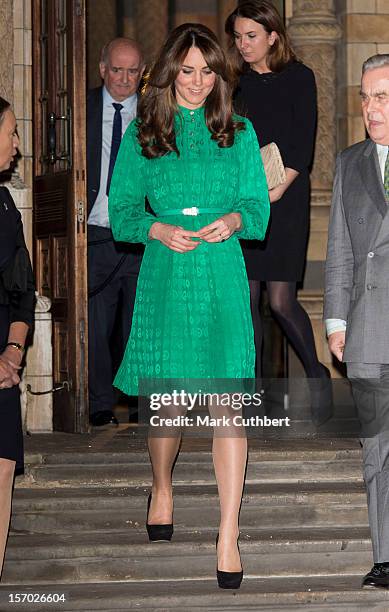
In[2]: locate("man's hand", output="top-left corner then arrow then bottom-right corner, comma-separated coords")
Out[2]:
328,331 -> 345,362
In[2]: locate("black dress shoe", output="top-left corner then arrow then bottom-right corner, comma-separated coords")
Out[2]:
308,364 -> 334,427
89,410 -> 119,427
216,534 -> 243,590
146,493 -> 173,542
362,562 -> 389,588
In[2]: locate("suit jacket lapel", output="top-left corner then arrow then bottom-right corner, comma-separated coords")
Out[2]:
359,139 -> 388,218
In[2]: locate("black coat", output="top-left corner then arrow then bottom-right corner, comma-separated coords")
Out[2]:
235,61 -> 317,282
0,186 -> 35,327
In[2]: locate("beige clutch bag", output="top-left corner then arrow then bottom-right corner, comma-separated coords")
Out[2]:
260,142 -> 286,190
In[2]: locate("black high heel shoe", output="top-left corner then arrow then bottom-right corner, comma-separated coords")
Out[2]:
146,493 -> 173,542
308,364 -> 334,427
216,534 -> 243,589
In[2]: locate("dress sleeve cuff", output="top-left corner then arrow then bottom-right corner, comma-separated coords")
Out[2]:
325,318 -> 347,337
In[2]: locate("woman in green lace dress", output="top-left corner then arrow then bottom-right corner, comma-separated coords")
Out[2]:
109,23 -> 269,588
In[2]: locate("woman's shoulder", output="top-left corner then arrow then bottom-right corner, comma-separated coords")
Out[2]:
0,185 -> 14,202
0,186 -> 18,215
285,61 -> 315,84
233,115 -> 257,142
233,113 -> 250,127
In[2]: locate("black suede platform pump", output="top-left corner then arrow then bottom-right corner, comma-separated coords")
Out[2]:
216,534 -> 243,589
146,493 -> 173,542
309,364 -> 334,427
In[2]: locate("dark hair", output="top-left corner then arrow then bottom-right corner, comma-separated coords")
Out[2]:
225,1 -> 296,77
137,23 -> 244,159
0,96 -> 11,126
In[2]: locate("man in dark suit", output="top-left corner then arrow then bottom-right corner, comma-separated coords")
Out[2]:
325,54 -> 389,588
87,38 -> 145,426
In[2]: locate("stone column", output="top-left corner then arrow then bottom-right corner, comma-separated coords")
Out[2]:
22,296 -> 53,433
217,0 -> 237,48
135,1 -> 169,65
87,0 -> 117,89
288,0 -> 341,193
0,0 -> 13,101
288,1 -> 342,376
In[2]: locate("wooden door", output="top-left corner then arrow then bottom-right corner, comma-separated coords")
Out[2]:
32,0 -> 88,432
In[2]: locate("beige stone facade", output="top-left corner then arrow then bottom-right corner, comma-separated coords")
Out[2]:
1,0 -> 53,431
338,0 -> 389,150
1,0 -> 387,426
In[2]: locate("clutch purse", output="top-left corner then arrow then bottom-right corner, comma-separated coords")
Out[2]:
260,142 -> 286,190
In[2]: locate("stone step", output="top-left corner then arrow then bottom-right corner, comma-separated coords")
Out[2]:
0,576 -> 389,611
4,527 -> 372,560
0,544 -> 372,585
20,458 -> 364,488
12,481 -> 366,510
10,504 -> 368,535
28,446 -> 362,466
9,483 -> 368,535
2,528 -> 373,585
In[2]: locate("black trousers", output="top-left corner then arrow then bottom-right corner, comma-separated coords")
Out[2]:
87,225 -> 142,416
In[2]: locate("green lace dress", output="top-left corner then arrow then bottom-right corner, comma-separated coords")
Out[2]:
108,106 -> 269,395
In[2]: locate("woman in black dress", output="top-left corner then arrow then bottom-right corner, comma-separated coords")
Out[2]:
226,1 -> 331,400
0,97 -> 35,575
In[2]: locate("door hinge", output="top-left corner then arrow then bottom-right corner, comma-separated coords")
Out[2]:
75,0 -> 84,17
77,201 -> 85,224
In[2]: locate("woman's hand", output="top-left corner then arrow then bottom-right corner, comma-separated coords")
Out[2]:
269,183 -> 287,203
149,222 -> 201,253
0,352 -> 21,388
197,213 -> 242,243
269,167 -> 299,203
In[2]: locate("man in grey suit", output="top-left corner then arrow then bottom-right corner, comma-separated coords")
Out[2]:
325,54 -> 389,588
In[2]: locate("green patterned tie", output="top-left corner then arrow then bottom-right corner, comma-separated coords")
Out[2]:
385,147 -> 389,199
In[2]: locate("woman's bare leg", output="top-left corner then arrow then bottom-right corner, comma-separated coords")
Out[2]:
0,458 -> 16,577
147,434 -> 181,524
210,397 -> 247,572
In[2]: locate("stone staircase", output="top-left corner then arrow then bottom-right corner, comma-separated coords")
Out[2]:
1,432 -> 389,611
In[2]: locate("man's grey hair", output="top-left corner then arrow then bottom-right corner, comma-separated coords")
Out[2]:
100,37 -> 144,66
362,54 -> 389,74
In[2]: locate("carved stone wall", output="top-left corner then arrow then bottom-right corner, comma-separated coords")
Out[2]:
217,0 -> 237,46
0,0 -> 13,103
336,0 -> 389,150
289,0 -> 341,193
171,0 -> 216,33
0,0 -> 53,429
135,0 -> 169,64
288,1 -> 341,376
87,0 -> 117,89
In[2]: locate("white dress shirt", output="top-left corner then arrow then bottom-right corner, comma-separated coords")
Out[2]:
325,143 -> 389,337
87,87 -> 137,228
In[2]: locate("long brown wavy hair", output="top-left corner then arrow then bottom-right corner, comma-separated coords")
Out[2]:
225,1 -> 297,78
137,23 -> 244,159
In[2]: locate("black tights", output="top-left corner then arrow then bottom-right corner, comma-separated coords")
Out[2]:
249,280 -> 323,378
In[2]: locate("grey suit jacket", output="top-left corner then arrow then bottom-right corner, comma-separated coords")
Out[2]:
324,138 -> 389,364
